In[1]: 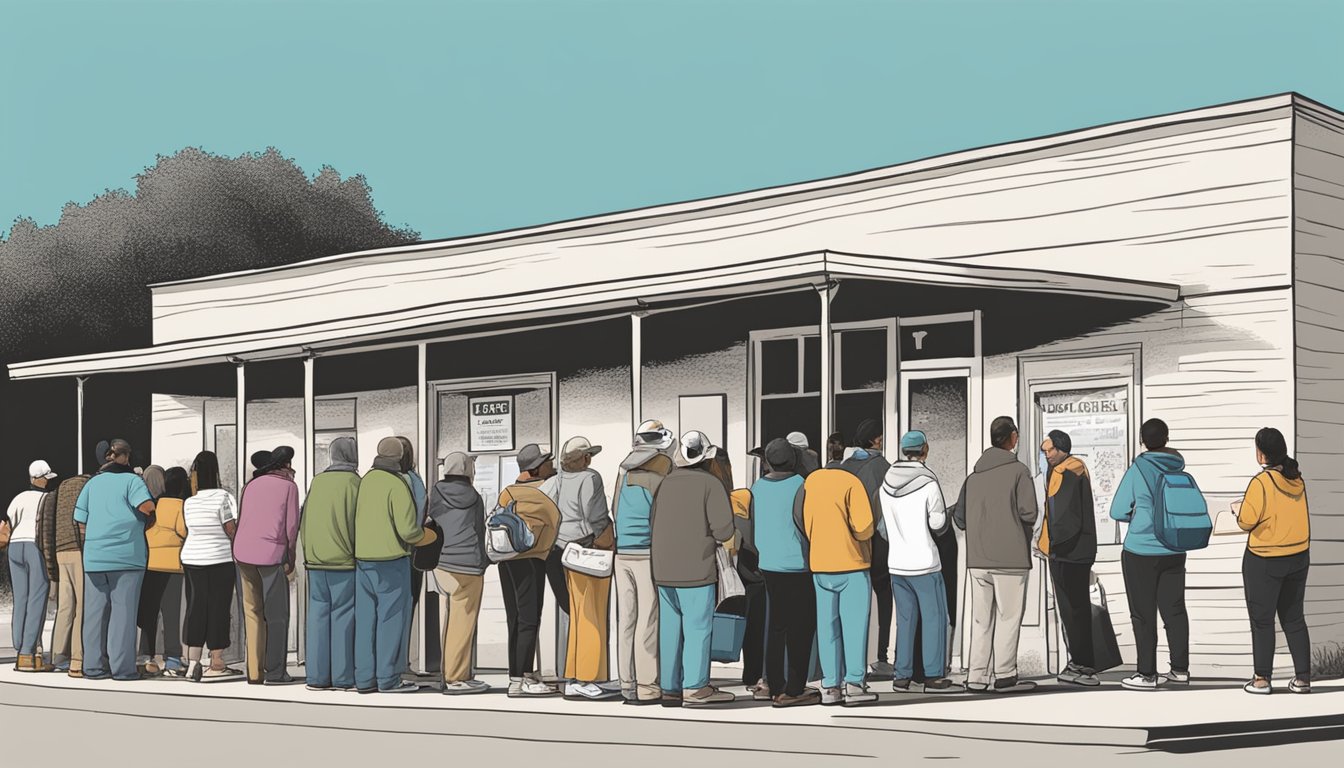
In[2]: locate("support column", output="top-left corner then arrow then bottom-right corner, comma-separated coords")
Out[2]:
411,342 -> 431,675
297,354 -> 316,664
235,361 -> 246,495
76,377 -> 88,474
631,311 -> 644,434
417,343 -> 429,481
818,281 -> 836,445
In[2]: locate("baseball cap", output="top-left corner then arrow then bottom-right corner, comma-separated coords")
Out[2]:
28,460 -> 57,480
678,430 -> 718,467
899,431 -> 928,453
562,436 -> 603,460
786,432 -> 809,450
634,419 -> 675,450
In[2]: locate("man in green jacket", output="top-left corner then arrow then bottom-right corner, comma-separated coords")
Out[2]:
354,437 -> 436,693
302,436 -> 360,691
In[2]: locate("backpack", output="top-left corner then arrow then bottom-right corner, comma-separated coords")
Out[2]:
485,493 -> 536,563
1147,466 -> 1212,552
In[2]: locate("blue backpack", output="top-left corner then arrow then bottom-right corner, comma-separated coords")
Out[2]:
486,493 -> 536,563
1147,467 -> 1212,552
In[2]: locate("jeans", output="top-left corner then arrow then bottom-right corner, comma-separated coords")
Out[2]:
355,558 -> 413,691
238,563 -> 291,683
657,584 -> 715,693
306,569 -> 357,689
137,571 -> 184,662
966,568 -> 1029,685
1048,560 -> 1094,669
869,534 -> 894,663
499,557 -> 547,677
1243,549 -> 1311,680
82,569 -> 145,680
7,542 -> 49,656
814,571 -> 872,688
52,551 -> 84,670
892,571 -> 948,680
1121,550 -> 1189,677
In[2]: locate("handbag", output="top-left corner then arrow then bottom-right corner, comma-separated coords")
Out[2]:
1089,579 -> 1124,672
715,545 -> 745,605
561,540 -> 614,578
412,517 -> 444,572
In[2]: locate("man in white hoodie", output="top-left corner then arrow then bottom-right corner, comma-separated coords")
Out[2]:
877,431 -> 954,692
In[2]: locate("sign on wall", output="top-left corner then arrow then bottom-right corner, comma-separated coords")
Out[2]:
900,320 -> 975,361
469,395 -> 515,453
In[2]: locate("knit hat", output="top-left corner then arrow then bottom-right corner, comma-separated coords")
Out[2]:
786,432 -> 809,450
377,437 -> 404,462
441,451 -> 475,480
899,430 -> 928,454
764,438 -> 798,473
854,419 -> 883,449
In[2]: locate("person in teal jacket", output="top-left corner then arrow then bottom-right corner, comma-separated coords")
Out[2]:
1109,418 -> 1191,691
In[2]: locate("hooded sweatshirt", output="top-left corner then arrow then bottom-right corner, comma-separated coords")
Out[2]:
613,448 -> 674,554
1237,469 -> 1310,557
1109,450 -> 1186,557
430,476 -> 487,575
841,449 -> 891,536
302,437 -> 361,570
952,447 -> 1038,570
878,461 -> 948,577
1041,455 -> 1097,565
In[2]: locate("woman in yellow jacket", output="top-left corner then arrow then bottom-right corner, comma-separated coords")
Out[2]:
1237,428 -> 1311,695
137,466 -> 190,677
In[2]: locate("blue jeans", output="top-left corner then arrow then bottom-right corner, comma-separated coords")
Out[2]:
891,572 -> 949,680
355,558 -> 412,691
7,542 -> 50,655
657,584 -> 715,693
307,569 -> 357,689
814,571 -> 871,688
82,569 -> 145,680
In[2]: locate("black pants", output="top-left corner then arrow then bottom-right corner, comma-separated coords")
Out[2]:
740,580 -> 768,686
1050,560 -> 1094,669
763,571 -> 816,697
1121,551 -> 1189,677
1243,549 -> 1311,679
869,535 -> 893,663
499,557 -> 547,678
137,571 -> 184,659
183,562 -> 236,650
545,545 -> 570,615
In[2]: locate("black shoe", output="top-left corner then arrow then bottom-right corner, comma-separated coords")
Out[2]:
660,693 -> 683,708
892,678 -> 912,692
623,697 -> 662,706
992,676 -> 1038,694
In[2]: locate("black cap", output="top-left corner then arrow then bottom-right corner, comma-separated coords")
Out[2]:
764,438 -> 798,472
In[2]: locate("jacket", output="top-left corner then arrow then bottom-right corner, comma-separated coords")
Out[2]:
498,479 -> 560,561
650,467 -> 735,588
53,475 -> 88,554
1040,455 -> 1097,565
796,468 -> 875,574
146,497 -> 189,573
878,461 -> 947,576
953,447 -> 1038,570
301,469 -> 361,570
1237,469 -> 1310,557
543,468 -> 612,546
1109,450 -> 1186,557
354,468 -> 427,562
35,488 -> 60,581
430,477 -> 487,575
613,448 -> 674,553
841,450 -> 891,536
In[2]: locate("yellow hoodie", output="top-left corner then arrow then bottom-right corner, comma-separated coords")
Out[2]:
798,469 -> 875,573
1237,469 -> 1310,557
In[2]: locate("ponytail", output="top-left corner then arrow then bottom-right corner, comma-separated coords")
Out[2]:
1255,427 -> 1301,481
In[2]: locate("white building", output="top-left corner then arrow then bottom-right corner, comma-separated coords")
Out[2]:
11,92 -> 1344,680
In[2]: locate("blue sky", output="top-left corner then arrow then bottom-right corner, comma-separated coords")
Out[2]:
2,0 -> 1341,241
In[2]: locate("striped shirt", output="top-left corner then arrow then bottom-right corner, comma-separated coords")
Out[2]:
182,489 -> 238,566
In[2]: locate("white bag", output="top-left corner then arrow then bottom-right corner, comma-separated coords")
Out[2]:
715,545 -> 745,605
561,541 -> 614,578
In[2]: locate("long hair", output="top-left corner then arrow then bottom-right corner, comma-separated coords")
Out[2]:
142,465 -> 167,499
396,436 -> 415,474
163,467 -> 191,500
1255,427 -> 1301,481
191,451 -> 222,493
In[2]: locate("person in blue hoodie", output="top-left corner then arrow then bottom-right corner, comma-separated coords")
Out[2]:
1110,418 -> 1191,691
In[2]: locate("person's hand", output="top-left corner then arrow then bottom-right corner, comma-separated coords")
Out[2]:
284,560 -> 295,577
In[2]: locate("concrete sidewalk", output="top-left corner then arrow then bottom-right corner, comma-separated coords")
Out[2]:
3,661 -> 1341,753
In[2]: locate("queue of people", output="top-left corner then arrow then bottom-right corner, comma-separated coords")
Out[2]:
2,415 -> 1314,701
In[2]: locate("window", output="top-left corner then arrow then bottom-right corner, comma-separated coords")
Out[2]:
314,397 -> 357,473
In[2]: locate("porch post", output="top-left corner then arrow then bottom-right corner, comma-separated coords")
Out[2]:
297,353 -> 316,664
417,343 -> 429,481
76,376 -> 87,474
631,311 -> 644,434
411,342 -> 430,675
818,281 -> 836,444
235,361 -> 246,496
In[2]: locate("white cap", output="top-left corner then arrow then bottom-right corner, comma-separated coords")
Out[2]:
28,460 -> 57,480
786,431 -> 809,450
561,436 -> 603,460
635,419 -> 675,450
678,430 -> 718,467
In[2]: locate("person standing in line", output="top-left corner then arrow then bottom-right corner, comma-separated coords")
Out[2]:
731,482 -> 768,700
429,452 -> 490,695
951,417 -> 1039,694
824,432 -> 846,469
545,436 -> 622,701
797,459 -> 879,705
1237,427 -> 1312,695
748,438 -> 818,707
353,437 -> 435,694
839,419 -> 894,678
878,431 -> 956,693
787,432 -> 821,477
234,446 -> 301,686
6,459 -> 59,672
612,421 -> 676,705
651,431 -> 737,707
46,468 -> 91,677
1110,418 -> 1193,691
137,466 -> 190,677
1038,430 -> 1100,687
396,435 -> 429,676
181,451 -> 243,682
74,439 -> 156,681
497,443 -> 562,697
301,436 -> 361,692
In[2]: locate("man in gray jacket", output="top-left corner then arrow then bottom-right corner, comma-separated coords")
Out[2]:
952,417 -> 1039,694
429,452 -> 489,695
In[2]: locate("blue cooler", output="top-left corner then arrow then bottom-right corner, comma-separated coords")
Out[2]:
710,612 -> 747,663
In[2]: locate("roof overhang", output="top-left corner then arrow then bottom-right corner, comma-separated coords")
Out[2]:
7,250 -> 1180,380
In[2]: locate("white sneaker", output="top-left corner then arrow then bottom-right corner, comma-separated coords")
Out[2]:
511,676 -> 560,698
843,683 -> 878,705
565,682 -> 621,700
381,681 -> 422,693
442,679 -> 490,695
820,686 -> 844,706
1163,669 -> 1191,685
1121,673 -> 1160,691
1244,678 -> 1272,695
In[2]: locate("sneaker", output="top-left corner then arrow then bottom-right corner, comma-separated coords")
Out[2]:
442,679 -> 491,695
843,683 -> 879,705
187,662 -> 204,683
1163,669 -> 1191,685
1121,673 -> 1160,691
306,684 -> 334,692
510,676 -> 560,698
1244,677 -> 1272,695
201,666 -> 244,682
623,696 -> 662,706
266,673 -> 301,685
923,678 -> 956,693
820,686 -> 844,706
1289,678 -> 1311,694
892,678 -> 912,692
565,682 -> 621,701
381,682 -> 422,693
772,688 -> 822,708
142,661 -> 162,676
869,661 -> 894,677
660,692 -> 683,708
991,676 -> 1038,694
67,669 -> 84,679
682,686 -> 735,706
750,680 -> 773,701
1058,664 -> 1100,687
963,681 -> 990,693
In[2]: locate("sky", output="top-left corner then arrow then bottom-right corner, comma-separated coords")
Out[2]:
2,0 -> 1342,242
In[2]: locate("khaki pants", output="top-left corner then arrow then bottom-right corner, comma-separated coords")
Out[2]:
614,553 -> 660,700
564,567 -> 611,683
238,563 -> 290,683
52,551 -> 84,671
966,568 -> 1030,685
435,569 -> 484,683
